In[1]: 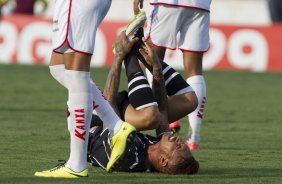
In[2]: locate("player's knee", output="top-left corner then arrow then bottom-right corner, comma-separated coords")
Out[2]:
49,65 -> 66,87
49,65 -> 61,81
140,107 -> 160,129
183,55 -> 203,77
184,67 -> 202,77
190,92 -> 198,111
184,92 -> 198,113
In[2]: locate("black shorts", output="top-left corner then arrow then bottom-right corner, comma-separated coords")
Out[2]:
116,90 -> 130,120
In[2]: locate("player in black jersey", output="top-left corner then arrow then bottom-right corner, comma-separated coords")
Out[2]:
87,30 -> 199,174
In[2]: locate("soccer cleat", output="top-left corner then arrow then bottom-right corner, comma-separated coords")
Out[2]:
125,11 -> 147,38
106,122 -> 136,172
187,142 -> 200,150
186,127 -> 200,150
34,161 -> 88,178
112,11 -> 146,54
169,120 -> 181,134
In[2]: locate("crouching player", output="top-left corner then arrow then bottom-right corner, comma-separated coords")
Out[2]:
87,30 -> 199,174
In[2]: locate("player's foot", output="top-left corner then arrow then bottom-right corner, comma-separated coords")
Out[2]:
34,161 -> 88,178
126,11 -> 146,38
169,120 -> 181,134
186,127 -> 200,150
112,11 -> 146,54
106,122 -> 136,172
187,142 -> 200,150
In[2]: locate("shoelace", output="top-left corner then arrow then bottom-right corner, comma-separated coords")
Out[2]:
50,160 -> 67,172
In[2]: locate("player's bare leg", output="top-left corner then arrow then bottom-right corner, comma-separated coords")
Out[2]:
64,52 -> 135,174
35,52 -> 92,178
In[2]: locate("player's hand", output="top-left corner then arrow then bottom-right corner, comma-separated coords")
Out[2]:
114,31 -> 139,60
133,0 -> 144,15
139,38 -> 161,69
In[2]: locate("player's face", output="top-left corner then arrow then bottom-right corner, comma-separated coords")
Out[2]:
159,133 -> 192,160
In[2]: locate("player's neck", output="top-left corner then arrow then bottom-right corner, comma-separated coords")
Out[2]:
147,144 -> 159,168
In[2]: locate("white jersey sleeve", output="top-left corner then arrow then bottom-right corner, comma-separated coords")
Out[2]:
149,0 -> 212,11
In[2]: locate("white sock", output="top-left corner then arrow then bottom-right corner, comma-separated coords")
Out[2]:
65,70 -> 93,172
49,64 -> 66,88
186,75 -> 207,144
66,101 -> 71,132
90,80 -> 123,136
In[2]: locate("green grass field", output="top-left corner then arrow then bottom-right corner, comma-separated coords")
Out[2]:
0,64 -> 282,184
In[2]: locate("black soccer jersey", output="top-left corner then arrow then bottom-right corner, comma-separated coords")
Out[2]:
87,126 -> 159,172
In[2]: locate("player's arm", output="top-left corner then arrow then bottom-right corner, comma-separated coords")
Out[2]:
152,57 -> 170,136
103,31 -> 138,115
139,40 -> 170,136
103,53 -> 123,116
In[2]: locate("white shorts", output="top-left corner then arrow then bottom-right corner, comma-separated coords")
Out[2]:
52,0 -> 111,55
145,5 -> 210,52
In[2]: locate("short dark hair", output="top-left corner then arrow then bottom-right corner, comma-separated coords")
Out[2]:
165,156 -> 199,175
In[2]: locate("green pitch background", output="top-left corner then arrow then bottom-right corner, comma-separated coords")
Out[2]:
0,64 -> 282,184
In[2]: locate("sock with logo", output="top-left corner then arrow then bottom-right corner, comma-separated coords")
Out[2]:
186,75 -> 207,144
90,80 -> 123,136
65,70 -> 93,172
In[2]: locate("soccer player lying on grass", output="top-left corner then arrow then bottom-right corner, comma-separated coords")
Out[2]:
87,31 -> 199,174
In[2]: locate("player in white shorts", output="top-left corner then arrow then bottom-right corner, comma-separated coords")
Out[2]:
134,0 -> 212,150
34,0 -> 137,178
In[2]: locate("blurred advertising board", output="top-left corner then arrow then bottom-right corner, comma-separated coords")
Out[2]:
0,15 -> 281,72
